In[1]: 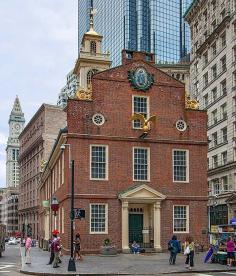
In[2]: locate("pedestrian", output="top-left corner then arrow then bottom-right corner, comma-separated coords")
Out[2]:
227,236 -> 235,267
25,234 -> 32,264
74,233 -> 83,260
52,234 -> 61,268
131,241 -> 140,254
47,236 -> 55,265
184,236 -> 195,270
168,235 -> 181,265
57,237 -> 62,263
47,230 -> 60,265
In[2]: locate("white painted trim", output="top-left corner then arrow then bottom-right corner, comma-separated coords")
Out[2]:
119,183 -> 166,200
90,144 -> 108,181
173,205 -> 189,234
132,95 -> 150,129
172,149 -> 189,183
132,146 -> 150,182
89,203 -> 108,234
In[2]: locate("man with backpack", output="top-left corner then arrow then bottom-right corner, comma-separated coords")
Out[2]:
168,235 -> 181,265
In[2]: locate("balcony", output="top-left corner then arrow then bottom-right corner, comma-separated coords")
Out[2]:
79,51 -> 110,62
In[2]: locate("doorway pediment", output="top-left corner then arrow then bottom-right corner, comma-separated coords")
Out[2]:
119,184 -> 166,203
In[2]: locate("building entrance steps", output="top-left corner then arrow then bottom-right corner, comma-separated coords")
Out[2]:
20,247 -> 236,276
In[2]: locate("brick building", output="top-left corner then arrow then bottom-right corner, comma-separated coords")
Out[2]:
18,104 -> 66,239
39,45 -> 208,253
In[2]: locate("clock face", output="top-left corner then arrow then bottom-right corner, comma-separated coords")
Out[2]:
14,124 -> 20,131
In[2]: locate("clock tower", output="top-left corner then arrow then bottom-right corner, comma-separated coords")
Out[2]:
6,96 -> 25,187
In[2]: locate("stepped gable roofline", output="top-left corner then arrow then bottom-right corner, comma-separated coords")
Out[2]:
92,50 -> 185,88
18,103 -> 65,139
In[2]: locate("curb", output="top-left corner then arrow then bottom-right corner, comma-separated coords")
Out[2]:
20,270 -> 77,276
19,268 -> 236,276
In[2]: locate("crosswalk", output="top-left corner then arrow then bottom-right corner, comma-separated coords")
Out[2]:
0,264 -> 15,273
192,273 -> 236,276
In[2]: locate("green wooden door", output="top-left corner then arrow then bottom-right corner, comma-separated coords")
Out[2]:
129,214 -> 143,244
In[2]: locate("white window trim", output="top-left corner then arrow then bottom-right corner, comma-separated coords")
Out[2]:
172,149 -> 189,183
173,205 -> 189,234
89,203 -> 108,234
90,145 -> 108,181
132,95 -> 150,129
133,147 -> 150,182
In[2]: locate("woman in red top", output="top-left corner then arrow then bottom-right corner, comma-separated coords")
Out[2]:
226,236 -> 235,266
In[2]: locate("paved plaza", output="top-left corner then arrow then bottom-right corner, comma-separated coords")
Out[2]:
20,247 -> 236,276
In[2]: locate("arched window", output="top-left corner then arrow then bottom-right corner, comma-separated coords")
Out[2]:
90,41 -> 97,54
87,69 -> 99,86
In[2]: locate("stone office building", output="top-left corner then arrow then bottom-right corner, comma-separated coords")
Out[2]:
185,0 -> 236,226
39,22 -> 208,253
18,104 -> 66,239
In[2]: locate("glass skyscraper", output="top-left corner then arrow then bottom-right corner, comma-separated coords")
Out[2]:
78,0 -> 192,66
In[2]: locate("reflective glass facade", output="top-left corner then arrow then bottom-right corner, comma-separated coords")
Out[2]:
78,0 -> 192,66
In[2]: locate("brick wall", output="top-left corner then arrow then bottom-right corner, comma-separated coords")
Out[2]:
41,54 -> 208,253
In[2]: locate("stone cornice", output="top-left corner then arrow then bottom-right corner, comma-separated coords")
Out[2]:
67,133 -> 208,146
55,193 -> 208,203
18,206 -> 39,213
208,161 -> 236,176
18,135 -> 43,162
196,15 -> 231,55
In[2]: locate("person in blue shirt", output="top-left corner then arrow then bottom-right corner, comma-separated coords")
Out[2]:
131,241 -> 140,254
168,235 -> 181,265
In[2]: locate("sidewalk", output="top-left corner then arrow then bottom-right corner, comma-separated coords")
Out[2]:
20,247 -> 236,276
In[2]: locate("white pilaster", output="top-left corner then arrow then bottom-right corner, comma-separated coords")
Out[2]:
153,202 -> 162,252
121,201 -> 129,252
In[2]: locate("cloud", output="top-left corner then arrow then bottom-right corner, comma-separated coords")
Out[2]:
0,0 -> 78,186
0,133 -> 7,146
0,157 -> 5,187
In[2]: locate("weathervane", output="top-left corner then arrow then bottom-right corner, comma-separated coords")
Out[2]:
89,7 -> 97,31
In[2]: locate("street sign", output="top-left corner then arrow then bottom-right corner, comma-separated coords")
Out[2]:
74,208 -> 85,219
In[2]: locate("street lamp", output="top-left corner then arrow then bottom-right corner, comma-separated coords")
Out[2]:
51,197 -> 59,216
61,143 -> 76,272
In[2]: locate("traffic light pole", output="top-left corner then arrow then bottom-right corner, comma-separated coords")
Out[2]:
68,159 -> 76,272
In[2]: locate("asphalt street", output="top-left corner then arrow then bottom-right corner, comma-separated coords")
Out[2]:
166,273 -> 236,276
0,243 -> 32,276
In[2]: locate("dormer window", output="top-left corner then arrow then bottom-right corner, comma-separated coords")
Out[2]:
90,41 -> 97,54
126,52 -> 133,59
87,69 -> 99,86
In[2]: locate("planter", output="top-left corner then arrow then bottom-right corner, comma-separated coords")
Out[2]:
100,246 -> 118,256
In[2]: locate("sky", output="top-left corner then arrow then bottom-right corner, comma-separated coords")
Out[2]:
0,1 -> 78,187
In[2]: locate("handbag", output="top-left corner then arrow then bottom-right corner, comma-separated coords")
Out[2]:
168,241 -> 173,251
184,245 -> 190,255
